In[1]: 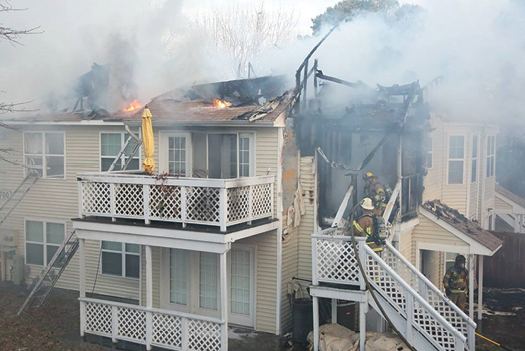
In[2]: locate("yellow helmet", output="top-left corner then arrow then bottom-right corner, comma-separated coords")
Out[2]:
361,198 -> 374,210
363,172 -> 374,181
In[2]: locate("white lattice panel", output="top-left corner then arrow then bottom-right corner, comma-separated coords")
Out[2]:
413,299 -> 456,351
149,185 -> 182,221
382,246 -> 469,339
117,307 -> 146,341
82,182 -> 111,215
251,183 -> 272,219
85,302 -> 112,336
366,256 -> 407,312
188,319 -> 222,351
186,187 -> 220,223
152,312 -> 182,348
227,186 -> 249,223
316,239 -> 360,284
115,184 -> 144,218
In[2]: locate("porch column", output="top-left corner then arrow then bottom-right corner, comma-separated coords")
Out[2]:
331,299 -> 337,323
478,255 -> 484,320
145,245 -> 153,350
359,301 -> 367,351
468,254 -> 475,320
79,238 -> 86,337
313,296 -> 319,351
220,251 -> 228,351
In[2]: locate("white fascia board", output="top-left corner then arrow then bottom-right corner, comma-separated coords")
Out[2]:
73,219 -> 278,246
309,286 -> 369,303
400,217 -> 420,232
124,120 -> 276,128
419,207 -> 494,256
6,121 -> 124,126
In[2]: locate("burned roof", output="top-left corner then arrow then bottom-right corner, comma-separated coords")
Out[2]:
423,200 -> 503,252
496,184 -> 525,209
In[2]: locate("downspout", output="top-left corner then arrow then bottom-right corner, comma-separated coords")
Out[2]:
275,127 -> 284,335
466,136 -> 471,218
480,127 -> 487,227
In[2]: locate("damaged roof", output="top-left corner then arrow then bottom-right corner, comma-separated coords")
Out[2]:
496,184 -> 525,209
423,200 -> 503,252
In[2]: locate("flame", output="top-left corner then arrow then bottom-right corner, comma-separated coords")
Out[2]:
123,99 -> 142,112
212,98 -> 232,109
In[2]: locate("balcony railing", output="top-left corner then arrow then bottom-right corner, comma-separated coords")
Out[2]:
79,297 -> 225,351
78,172 -> 274,231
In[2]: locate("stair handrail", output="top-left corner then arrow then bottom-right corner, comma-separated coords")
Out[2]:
365,245 -> 466,349
385,241 -> 476,328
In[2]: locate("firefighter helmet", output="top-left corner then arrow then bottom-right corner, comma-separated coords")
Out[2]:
361,198 -> 375,211
363,172 -> 374,181
455,255 -> 466,264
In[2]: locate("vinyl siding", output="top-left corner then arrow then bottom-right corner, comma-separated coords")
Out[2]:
0,125 -> 140,299
280,229 -> 298,332
297,156 -> 316,281
494,195 -> 513,211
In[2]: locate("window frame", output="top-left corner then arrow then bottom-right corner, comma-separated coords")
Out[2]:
24,219 -> 66,266
447,135 -> 466,185
159,131 -> 192,176
100,241 -> 141,279
486,135 -> 496,178
426,136 -> 433,169
23,131 -> 66,179
237,133 -> 255,177
99,131 -> 141,172
471,135 -> 478,183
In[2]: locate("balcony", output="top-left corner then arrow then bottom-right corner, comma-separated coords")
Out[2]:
78,172 -> 274,231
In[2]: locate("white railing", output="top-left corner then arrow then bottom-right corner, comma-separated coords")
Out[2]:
365,246 -> 466,351
382,242 -> 476,350
78,173 -> 274,231
80,297 -> 226,351
312,227 -> 366,289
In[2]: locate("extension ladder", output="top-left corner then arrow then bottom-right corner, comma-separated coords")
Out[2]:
0,171 -> 39,226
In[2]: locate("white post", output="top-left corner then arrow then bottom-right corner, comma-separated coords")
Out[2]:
145,245 -> 153,350
405,294 -> 414,345
220,188 -> 228,232
331,299 -> 337,324
313,296 -> 319,351
312,237 -> 318,285
468,254 -> 475,320
143,185 -> 150,225
248,185 -> 253,225
181,186 -> 187,228
79,238 -> 86,337
359,301 -> 366,351
220,251 -> 228,351
358,239 -> 367,291
110,183 -> 116,222
78,182 -> 84,218
478,255 -> 484,321
270,182 -> 275,219
111,305 -> 118,343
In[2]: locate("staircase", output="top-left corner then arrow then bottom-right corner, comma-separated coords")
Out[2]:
0,171 -> 39,226
18,230 -> 79,314
312,230 -> 476,351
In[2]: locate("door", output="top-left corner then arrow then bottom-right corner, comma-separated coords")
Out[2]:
229,246 -> 255,327
159,132 -> 192,176
207,134 -> 238,179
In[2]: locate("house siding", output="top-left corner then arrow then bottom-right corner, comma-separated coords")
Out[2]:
0,125 -> 140,299
297,156 -> 316,281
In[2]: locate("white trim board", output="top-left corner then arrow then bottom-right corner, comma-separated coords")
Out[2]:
419,206 -> 500,256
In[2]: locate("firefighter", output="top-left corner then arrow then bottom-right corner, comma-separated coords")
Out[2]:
363,172 -> 387,216
353,198 -> 383,252
443,255 -> 469,312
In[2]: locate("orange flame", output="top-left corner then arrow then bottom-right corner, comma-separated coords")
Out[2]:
212,98 -> 232,109
123,99 -> 142,112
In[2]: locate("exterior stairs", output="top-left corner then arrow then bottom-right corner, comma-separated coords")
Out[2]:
312,230 -> 476,351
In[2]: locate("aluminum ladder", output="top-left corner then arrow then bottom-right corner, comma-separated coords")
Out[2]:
0,171 -> 39,226
18,230 -> 79,314
107,132 -> 142,172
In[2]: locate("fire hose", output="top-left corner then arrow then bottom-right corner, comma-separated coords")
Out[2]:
476,333 -> 514,351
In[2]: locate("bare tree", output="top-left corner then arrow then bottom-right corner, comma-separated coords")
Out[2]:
0,1 -> 40,45
191,1 -> 298,78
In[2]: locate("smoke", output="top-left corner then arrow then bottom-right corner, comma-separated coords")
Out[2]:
2,0 -> 525,124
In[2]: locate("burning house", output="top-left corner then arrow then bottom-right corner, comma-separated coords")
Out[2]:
0,52 -> 508,351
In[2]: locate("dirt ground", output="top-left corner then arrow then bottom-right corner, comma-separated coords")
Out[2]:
1,281 -> 524,351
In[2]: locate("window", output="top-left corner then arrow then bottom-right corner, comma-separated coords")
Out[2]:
168,136 -> 187,176
448,136 -> 465,184
230,248 -> 251,316
25,220 -> 65,266
471,135 -> 478,183
101,241 -> 140,278
24,132 -> 65,178
426,137 -> 433,169
100,132 -> 140,171
170,249 -> 189,306
445,252 -> 457,272
238,135 -> 251,177
486,135 -> 496,177
199,252 -> 218,310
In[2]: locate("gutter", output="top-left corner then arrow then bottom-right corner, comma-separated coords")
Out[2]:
5,120 -> 125,126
